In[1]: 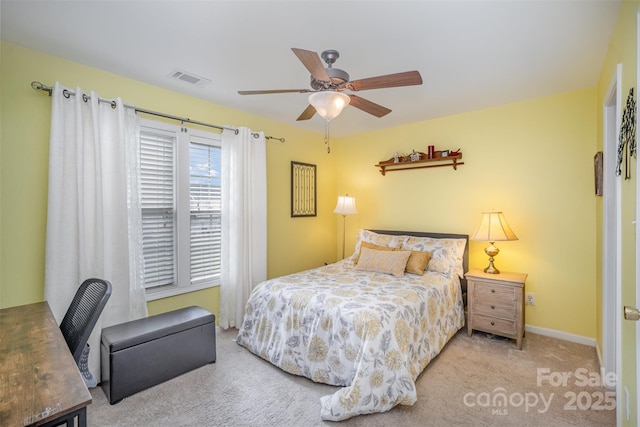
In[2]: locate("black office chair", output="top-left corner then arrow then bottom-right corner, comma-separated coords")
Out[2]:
60,278 -> 112,364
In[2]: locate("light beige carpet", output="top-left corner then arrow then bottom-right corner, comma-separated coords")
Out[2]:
88,327 -> 616,426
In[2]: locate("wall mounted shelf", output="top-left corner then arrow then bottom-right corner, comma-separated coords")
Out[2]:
375,153 -> 464,176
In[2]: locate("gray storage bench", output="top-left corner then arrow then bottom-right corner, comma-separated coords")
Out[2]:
100,306 -> 216,404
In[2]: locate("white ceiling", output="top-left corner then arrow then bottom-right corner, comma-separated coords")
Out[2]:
1,0 -> 621,138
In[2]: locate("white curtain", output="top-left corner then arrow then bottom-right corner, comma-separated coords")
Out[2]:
220,127 -> 267,329
45,82 -> 148,380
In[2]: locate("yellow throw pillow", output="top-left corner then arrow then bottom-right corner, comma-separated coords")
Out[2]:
352,241 -> 397,263
405,251 -> 432,275
355,247 -> 412,277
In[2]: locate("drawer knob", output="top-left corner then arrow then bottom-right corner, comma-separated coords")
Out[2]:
490,321 -> 495,326
491,305 -> 495,309
491,289 -> 495,293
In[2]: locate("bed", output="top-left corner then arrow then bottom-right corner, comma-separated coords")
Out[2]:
236,229 -> 468,421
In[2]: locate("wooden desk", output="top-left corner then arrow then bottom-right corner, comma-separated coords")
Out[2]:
0,302 -> 92,426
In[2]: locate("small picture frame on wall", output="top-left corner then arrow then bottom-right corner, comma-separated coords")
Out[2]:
594,151 -> 603,196
291,161 -> 317,217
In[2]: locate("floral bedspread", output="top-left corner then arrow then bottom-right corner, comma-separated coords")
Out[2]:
236,259 -> 465,421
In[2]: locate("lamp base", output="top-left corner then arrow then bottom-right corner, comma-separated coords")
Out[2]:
483,258 -> 500,274
483,242 -> 500,274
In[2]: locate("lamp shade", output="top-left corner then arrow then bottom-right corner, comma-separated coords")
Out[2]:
471,212 -> 518,242
333,195 -> 358,215
309,91 -> 350,121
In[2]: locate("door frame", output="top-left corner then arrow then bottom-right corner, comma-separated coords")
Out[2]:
636,7 -> 640,424
602,64 -> 622,406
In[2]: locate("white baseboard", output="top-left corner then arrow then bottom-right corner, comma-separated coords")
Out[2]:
524,324 -> 597,348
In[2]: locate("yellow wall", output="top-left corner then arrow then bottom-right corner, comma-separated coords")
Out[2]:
0,24 -> 618,340
1,40 -> 601,340
596,2 -> 638,426
0,41 -> 337,313
335,88 -> 598,339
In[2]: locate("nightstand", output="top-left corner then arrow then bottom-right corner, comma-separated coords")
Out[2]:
465,269 -> 527,349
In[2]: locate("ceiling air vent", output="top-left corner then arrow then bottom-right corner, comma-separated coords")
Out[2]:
168,69 -> 211,88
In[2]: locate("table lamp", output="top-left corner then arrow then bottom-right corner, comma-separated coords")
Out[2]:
471,211 -> 518,274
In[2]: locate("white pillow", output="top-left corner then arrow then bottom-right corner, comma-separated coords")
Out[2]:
350,230 -> 408,261
402,236 -> 466,278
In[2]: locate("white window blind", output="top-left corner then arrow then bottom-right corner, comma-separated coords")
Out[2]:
139,120 -> 221,299
140,128 -> 176,289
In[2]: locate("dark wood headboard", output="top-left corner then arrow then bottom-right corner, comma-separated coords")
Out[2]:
369,229 -> 469,305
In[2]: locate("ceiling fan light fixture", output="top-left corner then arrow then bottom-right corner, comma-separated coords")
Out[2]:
308,91 -> 350,121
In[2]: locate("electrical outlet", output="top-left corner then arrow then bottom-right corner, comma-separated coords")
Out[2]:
525,292 -> 536,306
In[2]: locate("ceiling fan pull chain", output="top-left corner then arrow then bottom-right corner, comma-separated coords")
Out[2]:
325,120 -> 331,153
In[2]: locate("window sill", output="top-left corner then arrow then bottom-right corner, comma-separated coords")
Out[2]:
145,281 -> 219,301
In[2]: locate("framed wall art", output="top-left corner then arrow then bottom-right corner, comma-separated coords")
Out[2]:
594,151 -> 603,196
291,161 -> 317,217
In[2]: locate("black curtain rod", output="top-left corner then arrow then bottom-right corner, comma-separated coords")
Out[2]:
30,81 -> 285,143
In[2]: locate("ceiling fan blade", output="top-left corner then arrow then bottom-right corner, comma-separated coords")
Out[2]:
348,71 -> 423,91
291,48 -> 331,82
348,95 -> 392,118
296,104 -> 316,121
238,89 -> 311,95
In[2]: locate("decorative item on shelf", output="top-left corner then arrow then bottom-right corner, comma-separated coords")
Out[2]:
374,150 -> 463,175
471,211 -> 518,274
334,194 -> 358,259
427,145 -> 435,158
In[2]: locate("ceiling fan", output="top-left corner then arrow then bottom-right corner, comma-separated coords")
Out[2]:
238,48 -> 423,121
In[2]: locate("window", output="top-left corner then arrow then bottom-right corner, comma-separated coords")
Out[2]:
140,120 -> 221,299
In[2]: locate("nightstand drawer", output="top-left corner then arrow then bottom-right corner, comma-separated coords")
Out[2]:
473,282 -> 516,302
474,298 -> 516,319
473,314 -> 517,337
